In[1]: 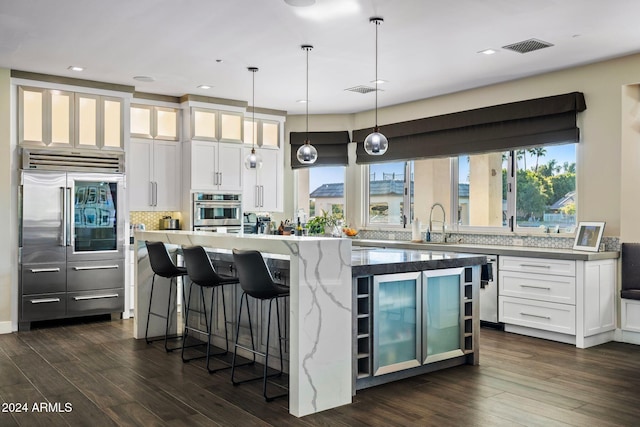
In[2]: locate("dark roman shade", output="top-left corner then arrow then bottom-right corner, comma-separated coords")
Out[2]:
352,92 -> 586,164
290,131 -> 350,169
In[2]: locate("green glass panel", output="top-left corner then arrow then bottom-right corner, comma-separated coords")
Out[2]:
377,279 -> 417,366
425,275 -> 460,357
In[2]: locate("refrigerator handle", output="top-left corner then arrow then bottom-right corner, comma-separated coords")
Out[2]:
61,186 -> 67,246
65,187 -> 72,246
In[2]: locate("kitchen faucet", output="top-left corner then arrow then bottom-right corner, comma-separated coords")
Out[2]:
429,202 -> 446,242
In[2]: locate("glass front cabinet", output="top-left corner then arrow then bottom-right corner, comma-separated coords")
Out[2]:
362,267 -> 474,382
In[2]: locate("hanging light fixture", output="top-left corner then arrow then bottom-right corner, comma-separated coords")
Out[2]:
296,44 -> 318,164
364,17 -> 389,156
244,66 -> 263,170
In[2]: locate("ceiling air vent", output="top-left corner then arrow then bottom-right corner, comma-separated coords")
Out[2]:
502,38 -> 554,54
344,85 -> 379,94
22,148 -> 125,173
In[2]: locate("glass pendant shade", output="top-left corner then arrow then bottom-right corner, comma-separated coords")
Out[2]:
296,140 -> 318,164
245,147 -> 263,169
364,127 -> 389,155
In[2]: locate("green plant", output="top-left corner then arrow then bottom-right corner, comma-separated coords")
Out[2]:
306,209 -> 339,235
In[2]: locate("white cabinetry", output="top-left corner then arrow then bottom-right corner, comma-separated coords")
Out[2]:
499,256 -> 615,348
242,147 -> 282,212
186,140 -> 243,192
18,86 -> 124,150
129,139 -> 181,211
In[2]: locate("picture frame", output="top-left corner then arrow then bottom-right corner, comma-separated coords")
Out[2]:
573,221 -> 605,252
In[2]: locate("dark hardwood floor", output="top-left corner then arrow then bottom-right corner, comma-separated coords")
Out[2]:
1,317 -> 639,426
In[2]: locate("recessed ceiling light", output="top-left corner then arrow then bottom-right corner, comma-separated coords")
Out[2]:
297,99 -> 309,103
133,75 -> 155,82
198,85 -> 213,90
216,59 -> 224,63
67,66 -> 84,72
478,49 -> 497,55
284,0 -> 315,6
371,79 -> 387,84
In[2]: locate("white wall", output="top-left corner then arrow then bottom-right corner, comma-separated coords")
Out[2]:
0,69 -> 15,332
285,52 -> 640,241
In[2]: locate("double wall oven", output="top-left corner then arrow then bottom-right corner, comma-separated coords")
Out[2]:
192,193 -> 242,233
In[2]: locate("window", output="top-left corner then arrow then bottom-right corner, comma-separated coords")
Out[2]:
297,166 -> 346,221
453,143 -> 576,232
366,162 -> 413,227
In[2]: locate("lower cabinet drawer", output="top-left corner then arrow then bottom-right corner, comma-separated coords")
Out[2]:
21,263 -> 66,294
67,288 -> 124,315
67,259 -> 124,292
499,296 -> 575,335
21,293 -> 66,321
499,271 -> 576,304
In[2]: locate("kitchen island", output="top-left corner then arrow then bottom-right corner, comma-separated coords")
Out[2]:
133,231 -> 486,417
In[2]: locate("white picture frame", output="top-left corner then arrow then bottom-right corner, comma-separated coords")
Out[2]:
573,221 -> 605,252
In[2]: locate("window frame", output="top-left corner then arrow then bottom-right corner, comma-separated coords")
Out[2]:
364,161 -> 413,229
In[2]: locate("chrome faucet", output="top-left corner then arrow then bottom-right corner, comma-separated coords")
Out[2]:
429,202 -> 446,241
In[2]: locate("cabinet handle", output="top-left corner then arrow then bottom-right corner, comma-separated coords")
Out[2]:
73,265 -> 119,271
519,284 -> 552,290
255,185 -> 259,207
30,268 -> 61,273
30,297 -> 61,304
153,181 -> 158,206
149,182 -> 154,206
520,312 -> 551,319
219,172 -> 222,186
519,263 -> 551,269
73,293 -> 119,301
260,185 -> 264,207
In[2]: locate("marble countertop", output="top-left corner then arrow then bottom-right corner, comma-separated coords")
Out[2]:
353,239 -> 619,261
351,247 -> 486,276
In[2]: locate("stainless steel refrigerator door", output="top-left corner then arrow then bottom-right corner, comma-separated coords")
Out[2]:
20,171 -> 67,264
67,172 -> 125,262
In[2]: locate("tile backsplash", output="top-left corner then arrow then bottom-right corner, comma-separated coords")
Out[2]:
130,211 -> 183,231
357,229 -> 620,252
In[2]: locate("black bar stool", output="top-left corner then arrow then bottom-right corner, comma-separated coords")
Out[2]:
231,248 -> 289,402
144,241 -> 188,352
181,245 -> 239,373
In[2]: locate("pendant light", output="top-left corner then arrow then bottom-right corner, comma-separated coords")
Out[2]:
296,44 -> 318,164
244,66 -> 263,169
364,17 -> 389,156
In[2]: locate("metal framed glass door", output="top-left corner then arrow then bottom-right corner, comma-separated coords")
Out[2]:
373,271 -> 421,376
67,173 -> 124,261
422,268 -> 465,364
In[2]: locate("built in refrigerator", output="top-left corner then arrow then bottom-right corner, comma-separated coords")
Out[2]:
19,169 -> 125,330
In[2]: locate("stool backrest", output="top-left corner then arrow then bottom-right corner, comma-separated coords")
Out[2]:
182,245 -> 227,287
232,249 -> 279,299
145,241 -> 180,278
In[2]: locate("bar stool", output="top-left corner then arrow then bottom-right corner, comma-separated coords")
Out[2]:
231,248 -> 289,402
181,245 -> 239,373
144,241 -> 188,352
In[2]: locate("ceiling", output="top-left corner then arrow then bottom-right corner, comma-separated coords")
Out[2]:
2,0 -> 640,115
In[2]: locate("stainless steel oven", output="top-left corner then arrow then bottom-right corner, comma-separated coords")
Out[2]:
192,193 -> 242,229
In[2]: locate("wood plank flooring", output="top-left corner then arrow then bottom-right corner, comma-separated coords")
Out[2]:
1,316 -> 639,426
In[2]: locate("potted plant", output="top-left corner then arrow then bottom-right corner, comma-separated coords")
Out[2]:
306,209 -> 341,236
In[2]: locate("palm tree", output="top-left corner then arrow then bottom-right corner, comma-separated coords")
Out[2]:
529,147 -> 547,173
517,150 -> 526,170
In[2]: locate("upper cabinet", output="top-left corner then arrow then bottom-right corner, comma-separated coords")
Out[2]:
130,104 -> 179,141
190,107 -> 243,143
243,118 -> 280,148
19,86 -> 124,150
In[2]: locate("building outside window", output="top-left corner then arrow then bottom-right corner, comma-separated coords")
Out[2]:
297,166 -> 346,221
366,162 -> 413,227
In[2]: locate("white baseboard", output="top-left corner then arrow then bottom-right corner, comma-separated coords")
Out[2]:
615,328 -> 640,345
0,321 -> 14,335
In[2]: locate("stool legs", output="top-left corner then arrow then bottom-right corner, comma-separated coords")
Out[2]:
145,274 -> 182,352
231,291 -> 288,402
181,282 -> 233,373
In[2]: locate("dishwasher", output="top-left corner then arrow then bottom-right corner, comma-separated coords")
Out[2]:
479,255 -> 502,328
